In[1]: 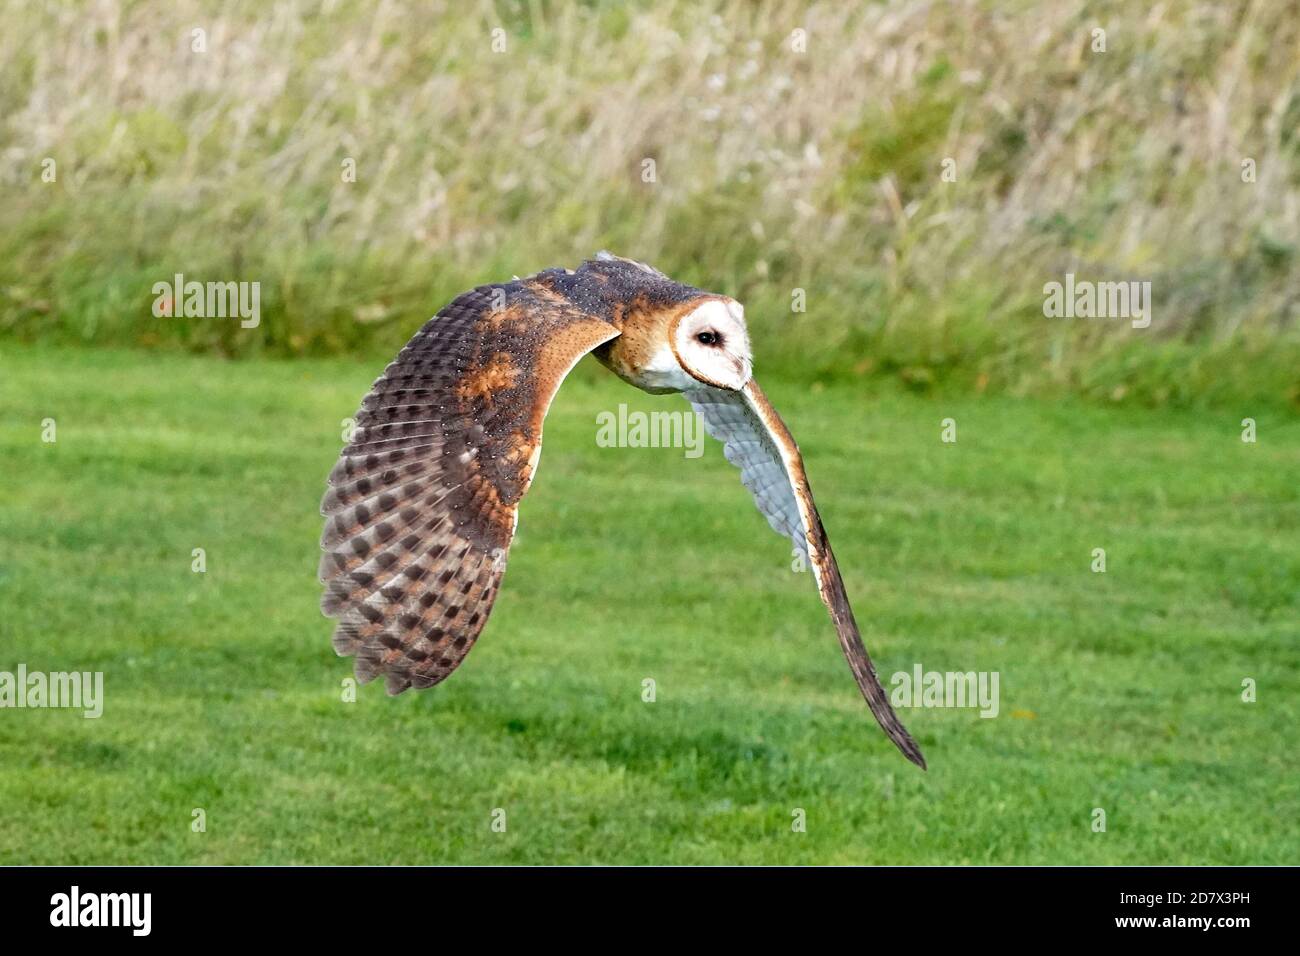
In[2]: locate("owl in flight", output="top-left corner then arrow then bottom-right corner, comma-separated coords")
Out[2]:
320,253 -> 926,768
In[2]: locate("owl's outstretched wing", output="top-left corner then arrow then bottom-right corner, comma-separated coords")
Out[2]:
320,281 -> 619,694
685,380 -> 927,769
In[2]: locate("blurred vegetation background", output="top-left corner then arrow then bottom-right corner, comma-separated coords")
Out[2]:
1,0 -> 1297,408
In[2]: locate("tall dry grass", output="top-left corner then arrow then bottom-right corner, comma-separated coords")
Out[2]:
1,0 -> 1297,406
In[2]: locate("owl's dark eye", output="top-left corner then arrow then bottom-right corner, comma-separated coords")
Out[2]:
696,330 -> 720,346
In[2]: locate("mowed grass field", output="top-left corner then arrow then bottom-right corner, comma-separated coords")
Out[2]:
0,343 -> 1296,864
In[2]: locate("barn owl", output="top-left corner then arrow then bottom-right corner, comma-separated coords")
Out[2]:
320,253 -> 926,768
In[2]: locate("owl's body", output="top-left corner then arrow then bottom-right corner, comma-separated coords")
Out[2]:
320,254 -> 927,768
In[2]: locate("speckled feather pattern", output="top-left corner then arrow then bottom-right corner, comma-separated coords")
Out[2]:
320,278 -> 618,694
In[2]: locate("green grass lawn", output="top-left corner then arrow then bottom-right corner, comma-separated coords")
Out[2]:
0,343 -> 1296,864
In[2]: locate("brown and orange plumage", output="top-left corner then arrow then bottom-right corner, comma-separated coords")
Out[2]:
321,252 -> 927,768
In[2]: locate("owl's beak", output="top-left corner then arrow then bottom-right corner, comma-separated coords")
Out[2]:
721,299 -> 753,387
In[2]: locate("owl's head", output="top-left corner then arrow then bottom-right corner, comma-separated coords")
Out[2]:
573,253 -> 754,393
671,297 -> 753,391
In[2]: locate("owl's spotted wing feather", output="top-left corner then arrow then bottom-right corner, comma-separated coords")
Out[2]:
321,281 -> 619,694
686,380 -> 927,769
